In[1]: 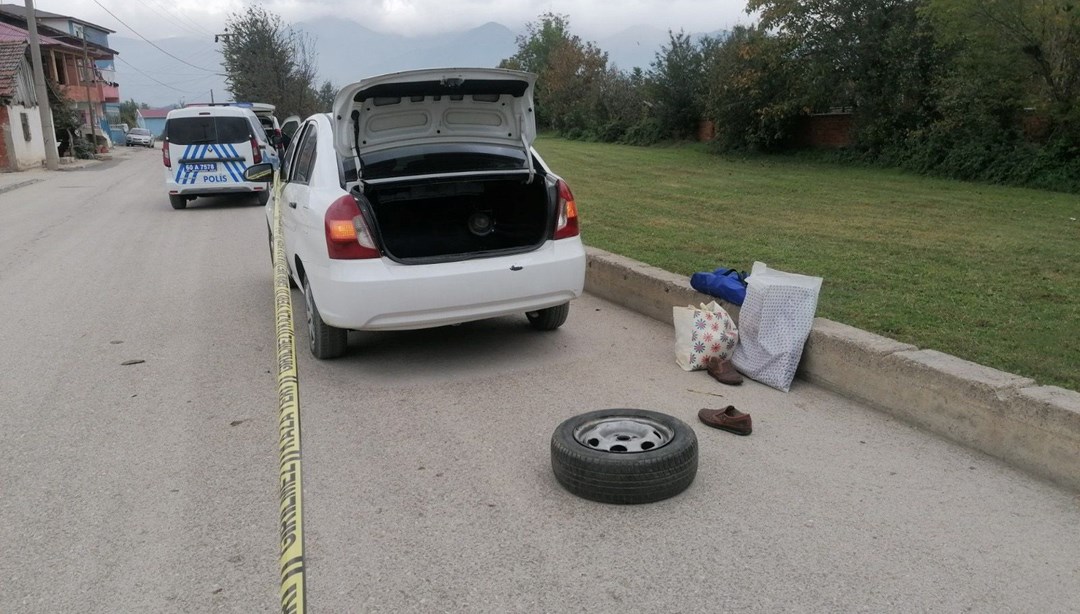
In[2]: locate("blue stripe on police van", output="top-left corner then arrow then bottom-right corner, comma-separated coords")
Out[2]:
187,144 -> 208,184
217,144 -> 242,182
214,144 -> 240,183
225,143 -> 248,180
174,144 -> 193,183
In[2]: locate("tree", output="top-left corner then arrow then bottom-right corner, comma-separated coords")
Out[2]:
220,5 -> 321,118
315,80 -> 335,112
118,99 -> 140,128
500,13 -> 607,130
701,25 -> 802,151
924,0 -> 1080,131
647,31 -> 708,139
745,0 -> 942,152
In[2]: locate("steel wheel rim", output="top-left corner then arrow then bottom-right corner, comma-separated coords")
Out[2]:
574,416 -> 673,453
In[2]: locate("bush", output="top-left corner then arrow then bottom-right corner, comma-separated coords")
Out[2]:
621,117 -> 667,146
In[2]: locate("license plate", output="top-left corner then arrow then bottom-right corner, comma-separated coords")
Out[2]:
184,162 -> 217,172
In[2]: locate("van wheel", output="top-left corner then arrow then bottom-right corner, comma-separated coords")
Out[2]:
303,276 -> 347,359
256,190 -> 270,206
527,303 -> 570,330
169,195 -> 187,210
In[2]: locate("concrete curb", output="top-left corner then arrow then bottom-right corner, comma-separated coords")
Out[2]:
585,246 -> 1080,491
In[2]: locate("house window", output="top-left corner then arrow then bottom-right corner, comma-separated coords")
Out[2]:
20,113 -> 31,142
54,55 -> 66,84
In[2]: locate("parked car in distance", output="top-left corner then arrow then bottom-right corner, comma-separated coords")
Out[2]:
126,128 -> 154,148
247,68 -> 586,359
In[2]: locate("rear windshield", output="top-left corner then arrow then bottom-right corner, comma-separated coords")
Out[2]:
165,117 -> 251,145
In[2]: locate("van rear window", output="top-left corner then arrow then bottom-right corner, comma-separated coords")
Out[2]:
165,117 -> 251,145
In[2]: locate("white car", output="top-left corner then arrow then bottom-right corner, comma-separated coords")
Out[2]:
125,127 -> 155,147
248,68 -> 586,359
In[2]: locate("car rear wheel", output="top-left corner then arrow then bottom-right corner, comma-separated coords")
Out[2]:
256,190 -> 270,206
527,302 -> 570,330
303,276 -> 347,359
551,408 -> 699,504
169,194 -> 187,210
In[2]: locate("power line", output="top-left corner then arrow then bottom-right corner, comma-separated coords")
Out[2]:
138,0 -> 216,38
114,56 -> 212,94
90,0 -> 223,74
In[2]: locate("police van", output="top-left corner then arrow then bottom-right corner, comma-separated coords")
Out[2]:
161,105 -> 276,210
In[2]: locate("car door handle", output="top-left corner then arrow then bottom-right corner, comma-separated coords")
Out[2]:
288,201 -> 298,209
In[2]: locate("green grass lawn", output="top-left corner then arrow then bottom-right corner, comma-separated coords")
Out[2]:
535,136 -> 1080,391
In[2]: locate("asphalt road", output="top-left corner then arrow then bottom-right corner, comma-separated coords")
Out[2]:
1,151 -> 1078,613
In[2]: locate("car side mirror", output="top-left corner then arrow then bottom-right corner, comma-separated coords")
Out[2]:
243,163 -> 274,182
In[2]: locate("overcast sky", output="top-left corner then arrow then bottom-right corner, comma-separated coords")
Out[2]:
38,0 -> 753,40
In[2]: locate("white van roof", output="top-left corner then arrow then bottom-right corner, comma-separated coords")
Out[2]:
166,106 -> 257,120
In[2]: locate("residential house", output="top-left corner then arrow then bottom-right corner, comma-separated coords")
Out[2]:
0,4 -> 119,147
139,106 -> 170,139
0,33 -> 44,169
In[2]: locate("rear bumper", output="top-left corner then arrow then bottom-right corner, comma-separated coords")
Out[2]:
164,172 -> 266,195
307,239 -> 587,331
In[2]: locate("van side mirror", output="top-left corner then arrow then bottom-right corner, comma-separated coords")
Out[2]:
243,163 -> 274,182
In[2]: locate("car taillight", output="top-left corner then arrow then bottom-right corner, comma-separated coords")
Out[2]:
251,136 -> 262,164
554,179 -> 579,239
325,194 -> 380,260
162,140 -> 170,168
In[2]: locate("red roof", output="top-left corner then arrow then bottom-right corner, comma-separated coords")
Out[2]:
0,20 -> 77,48
140,107 -> 173,119
0,39 -> 26,98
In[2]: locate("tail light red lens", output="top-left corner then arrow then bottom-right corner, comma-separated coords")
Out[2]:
162,140 -> 171,168
250,136 -> 262,165
325,194 -> 380,260
554,179 -> 579,240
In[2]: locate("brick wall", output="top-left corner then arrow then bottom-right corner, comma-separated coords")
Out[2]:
795,113 -> 853,149
697,119 -> 716,142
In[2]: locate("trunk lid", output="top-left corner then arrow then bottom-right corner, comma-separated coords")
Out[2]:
332,68 -> 536,166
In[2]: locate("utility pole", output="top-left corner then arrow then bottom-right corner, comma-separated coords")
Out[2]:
24,0 -> 59,169
80,29 -> 98,154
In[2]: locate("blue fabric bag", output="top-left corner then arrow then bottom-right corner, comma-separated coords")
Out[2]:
690,268 -> 748,306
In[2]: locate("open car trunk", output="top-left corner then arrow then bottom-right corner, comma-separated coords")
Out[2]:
361,173 -> 554,263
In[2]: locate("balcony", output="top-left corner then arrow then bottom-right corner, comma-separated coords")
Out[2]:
58,83 -> 118,104
101,84 -> 120,103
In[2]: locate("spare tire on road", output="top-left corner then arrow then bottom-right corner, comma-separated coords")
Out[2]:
551,408 -> 698,504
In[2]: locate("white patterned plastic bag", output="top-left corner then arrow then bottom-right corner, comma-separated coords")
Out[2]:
731,262 -> 823,391
673,301 -> 739,371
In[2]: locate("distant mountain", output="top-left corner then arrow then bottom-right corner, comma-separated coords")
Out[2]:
597,25 -> 669,71
109,21 -> 724,107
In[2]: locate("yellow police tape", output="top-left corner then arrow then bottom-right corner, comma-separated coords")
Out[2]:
273,177 -> 306,614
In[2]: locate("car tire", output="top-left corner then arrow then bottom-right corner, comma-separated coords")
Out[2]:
551,408 -> 698,505
169,194 -> 187,210
256,190 -> 270,206
527,302 -> 570,330
303,276 -> 347,359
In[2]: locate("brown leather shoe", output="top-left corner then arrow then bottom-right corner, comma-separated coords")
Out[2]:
697,406 -> 752,436
705,356 -> 743,385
